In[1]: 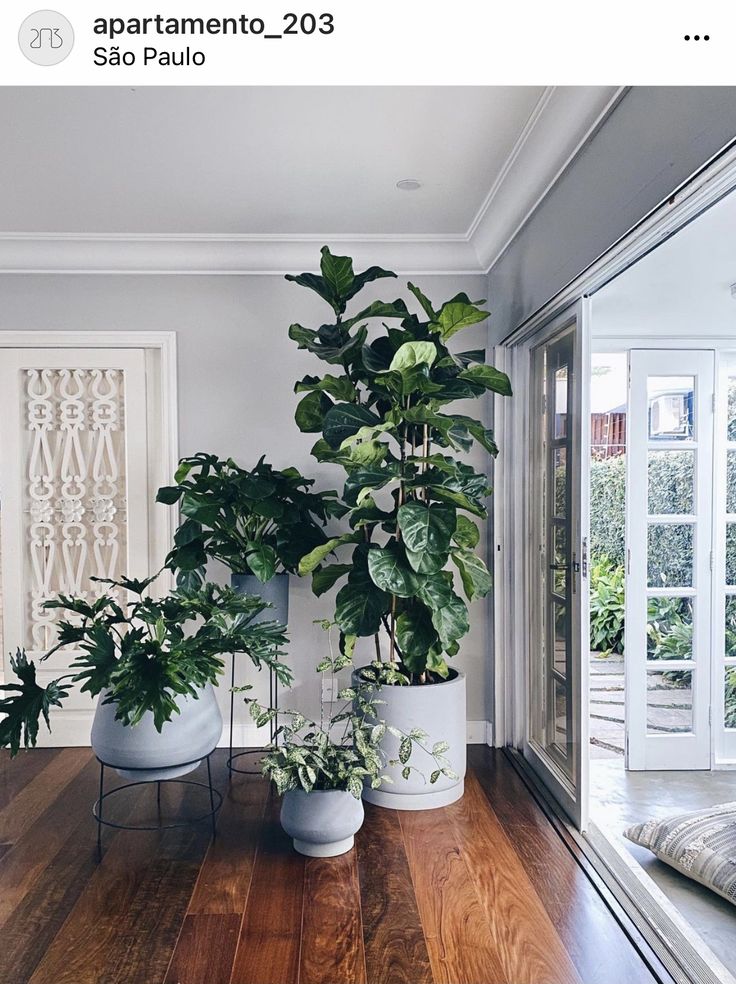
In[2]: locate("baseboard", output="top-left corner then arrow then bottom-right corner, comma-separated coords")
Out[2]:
466,720 -> 493,745
31,718 -> 494,749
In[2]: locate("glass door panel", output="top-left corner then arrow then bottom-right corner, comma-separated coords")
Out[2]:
525,300 -> 590,828
626,350 -> 713,770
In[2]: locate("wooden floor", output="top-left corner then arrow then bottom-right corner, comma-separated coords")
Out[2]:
0,745 -> 668,984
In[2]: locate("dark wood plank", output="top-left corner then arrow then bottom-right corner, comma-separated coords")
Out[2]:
186,773 -> 269,914
0,754 -> 100,930
0,748 -> 61,810
0,805 -> 100,984
164,913 -> 241,984
469,747 -> 660,984
399,807 -> 507,984
356,804 -> 432,984
300,850 -> 367,984
230,794 -> 305,984
452,774 -> 583,984
0,747 -> 90,846
27,777 -> 209,984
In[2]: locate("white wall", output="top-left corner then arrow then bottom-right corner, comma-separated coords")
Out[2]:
0,271 -> 494,735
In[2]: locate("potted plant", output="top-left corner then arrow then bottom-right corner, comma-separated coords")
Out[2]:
157,453 -> 344,625
0,573 -> 290,781
246,623 -> 452,855
286,246 -> 512,809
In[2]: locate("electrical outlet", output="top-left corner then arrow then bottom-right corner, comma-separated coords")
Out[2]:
321,678 -> 337,703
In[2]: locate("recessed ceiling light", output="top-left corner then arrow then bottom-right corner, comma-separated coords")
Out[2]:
396,178 -> 422,191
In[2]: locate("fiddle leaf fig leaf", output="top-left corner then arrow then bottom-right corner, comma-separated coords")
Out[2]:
395,607 -> 439,658
388,341 -> 437,375
295,391 -> 332,433
457,364 -> 512,396
323,403 -> 381,449
453,514 -> 480,549
367,543 -> 420,598
431,593 -> 469,649
453,549 -> 492,602
294,374 -> 357,402
407,282 -> 438,320
312,564 -> 352,597
430,300 -> 490,341
335,569 -> 390,636
298,533 -> 359,576
320,247 -> 355,300
397,502 -> 456,557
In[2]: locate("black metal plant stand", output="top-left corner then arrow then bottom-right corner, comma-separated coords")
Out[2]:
92,751 -> 222,861
227,656 -> 279,778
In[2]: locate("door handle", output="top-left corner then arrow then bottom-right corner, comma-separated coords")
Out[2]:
549,563 -> 570,571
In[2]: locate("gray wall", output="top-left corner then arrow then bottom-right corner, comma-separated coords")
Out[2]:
0,272 -> 493,729
487,86 -> 736,343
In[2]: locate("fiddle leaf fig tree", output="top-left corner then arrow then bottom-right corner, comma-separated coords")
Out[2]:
287,246 -> 512,684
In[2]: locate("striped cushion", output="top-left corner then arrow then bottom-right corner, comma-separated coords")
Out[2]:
624,803 -> 736,906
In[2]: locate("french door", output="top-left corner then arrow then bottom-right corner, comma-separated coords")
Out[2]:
523,300 -> 590,828
0,348 -> 151,744
626,350 -> 714,770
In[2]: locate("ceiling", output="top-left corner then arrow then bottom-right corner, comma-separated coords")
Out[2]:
0,86 -> 619,273
592,187 -> 736,339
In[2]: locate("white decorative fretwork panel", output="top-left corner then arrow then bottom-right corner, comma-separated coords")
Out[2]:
23,367 -> 129,652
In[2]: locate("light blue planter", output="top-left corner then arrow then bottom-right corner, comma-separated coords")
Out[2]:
90,683 -> 223,782
230,571 -> 289,626
280,788 -> 364,857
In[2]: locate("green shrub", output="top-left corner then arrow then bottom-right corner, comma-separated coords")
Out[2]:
589,556 -> 625,654
590,456 -> 626,567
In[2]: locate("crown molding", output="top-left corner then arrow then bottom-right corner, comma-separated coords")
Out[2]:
0,233 -> 482,276
0,87 -> 623,276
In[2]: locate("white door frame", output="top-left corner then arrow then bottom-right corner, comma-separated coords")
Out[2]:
0,331 -> 179,580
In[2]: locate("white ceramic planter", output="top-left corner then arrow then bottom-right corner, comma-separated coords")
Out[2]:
90,683 -> 223,782
280,788 -> 364,857
355,668 -> 466,811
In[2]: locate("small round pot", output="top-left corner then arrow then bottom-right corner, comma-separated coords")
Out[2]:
353,667 -> 466,811
230,572 -> 289,627
90,683 -> 223,782
280,788 -> 364,857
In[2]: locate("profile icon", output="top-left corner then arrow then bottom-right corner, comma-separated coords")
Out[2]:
19,10 -> 74,65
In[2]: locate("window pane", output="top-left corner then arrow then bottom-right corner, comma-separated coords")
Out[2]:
728,451 -> 736,513
726,597 -> 736,659
553,679 -> 568,753
725,667 -> 736,729
554,366 -> 568,439
647,669 -> 693,735
646,596 -> 693,660
728,378 -> 736,441
647,376 -> 694,441
553,600 -> 567,676
647,524 -> 693,588
648,450 -> 694,515
728,524 -> 736,586
553,447 -> 567,517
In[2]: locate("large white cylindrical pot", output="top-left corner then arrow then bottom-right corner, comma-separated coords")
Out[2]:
90,684 -> 223,781
230,572 -> 289,627
280,788 -> 364,857
356,669 -> 466,811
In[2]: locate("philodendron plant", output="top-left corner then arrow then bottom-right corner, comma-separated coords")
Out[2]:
0,573 -> 290,755
157,453 -> 345,587
287,247 -> 512,684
